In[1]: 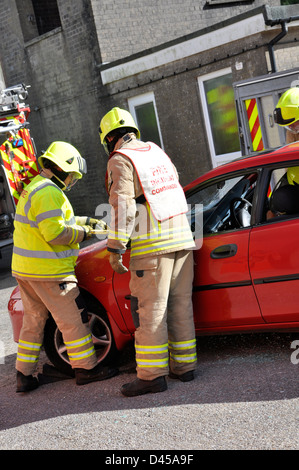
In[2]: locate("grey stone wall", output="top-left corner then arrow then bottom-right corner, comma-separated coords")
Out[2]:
91,0 -> 281,63
0,0 -> 113,215
102,34 -> 274,186
0,0 -> 296,215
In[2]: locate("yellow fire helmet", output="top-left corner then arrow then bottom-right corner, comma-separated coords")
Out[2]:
274,87 -> 299,127
39,141 -> 87,179
287,166 -> 299,186
38,141 -> 87,191
99,107 -> 140,155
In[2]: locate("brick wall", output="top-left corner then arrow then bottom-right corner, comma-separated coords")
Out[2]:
102,37 -> 273,185
91,0 -> 281,63
0,0 -> 113,215
0,0 -> 294,215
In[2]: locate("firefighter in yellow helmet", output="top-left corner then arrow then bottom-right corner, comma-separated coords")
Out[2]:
287,166 -> 299,186
12,141 -> 117,392
99,107 -> 197,397
274,87 -> 299,144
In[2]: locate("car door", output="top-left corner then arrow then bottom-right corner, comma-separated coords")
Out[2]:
187,171 -> 264,330
249,165 -> 299,323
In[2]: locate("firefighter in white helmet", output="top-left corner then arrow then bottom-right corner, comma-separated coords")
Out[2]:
12,141 -> 117,392
99,107 -> 197,397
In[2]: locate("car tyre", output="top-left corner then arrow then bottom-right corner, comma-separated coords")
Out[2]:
43,305 -> 118,376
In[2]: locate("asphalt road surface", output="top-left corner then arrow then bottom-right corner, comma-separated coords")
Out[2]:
0,244 -> 298,452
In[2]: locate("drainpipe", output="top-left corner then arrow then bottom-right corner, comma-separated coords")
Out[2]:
267,16 -> 299,74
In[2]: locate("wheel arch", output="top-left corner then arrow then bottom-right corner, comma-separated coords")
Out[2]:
78,286 -> 133,352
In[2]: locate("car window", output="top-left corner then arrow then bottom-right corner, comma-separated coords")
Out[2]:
187,172 -> 258,235
265,166 -> 299,222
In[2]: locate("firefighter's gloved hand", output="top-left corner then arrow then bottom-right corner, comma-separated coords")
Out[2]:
88,218 -> 108,230
109,253 -> 128,274
82,225 -> 94,240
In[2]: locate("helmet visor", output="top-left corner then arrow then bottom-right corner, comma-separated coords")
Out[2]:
65,172 -> 80,191
274,107 -> 296,126
78,156 -> 87,176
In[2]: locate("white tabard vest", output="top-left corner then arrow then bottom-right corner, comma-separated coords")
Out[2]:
114,142 -> 188,221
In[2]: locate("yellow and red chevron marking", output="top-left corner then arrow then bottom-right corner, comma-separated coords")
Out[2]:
0,147 -> 22,205
0,128 -> 39,205
245,98 -> 264,152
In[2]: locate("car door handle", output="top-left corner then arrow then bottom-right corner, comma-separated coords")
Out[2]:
210,244 -> 238,259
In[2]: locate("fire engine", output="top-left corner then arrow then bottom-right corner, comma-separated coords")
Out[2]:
0,84 -> 38,258
234,67 -> 299,156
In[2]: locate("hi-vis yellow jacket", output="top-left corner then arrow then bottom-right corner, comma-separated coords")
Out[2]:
106,135 -> 195,259
12,174 -> 85,281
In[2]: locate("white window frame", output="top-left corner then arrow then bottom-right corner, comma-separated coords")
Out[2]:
128,92 -> 164,149
198,67 -> 241,168
0,64 -> 5,91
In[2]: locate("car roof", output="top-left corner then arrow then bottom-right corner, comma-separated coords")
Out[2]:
184,142 -> 299,191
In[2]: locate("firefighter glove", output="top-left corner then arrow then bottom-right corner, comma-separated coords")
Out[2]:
88,218 -> 108,230
82,225 -> 94,240
109,253 -> 128,274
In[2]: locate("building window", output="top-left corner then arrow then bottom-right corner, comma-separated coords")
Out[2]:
0,64 -> 5,91
128,93 -> 164,148
198,68 -> 241,167
280,1 -> 299,5
32,0 -> 61,36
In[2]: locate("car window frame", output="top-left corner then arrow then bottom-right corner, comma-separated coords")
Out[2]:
254,160 -> 299,226
185,167 -> 262,237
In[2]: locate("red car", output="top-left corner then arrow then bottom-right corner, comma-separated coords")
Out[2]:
8,142 -> 299,375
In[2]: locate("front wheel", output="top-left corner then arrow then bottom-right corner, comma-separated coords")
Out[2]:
43,309 -> 117,376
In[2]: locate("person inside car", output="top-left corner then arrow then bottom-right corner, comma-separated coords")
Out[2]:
267,183 -> 299,220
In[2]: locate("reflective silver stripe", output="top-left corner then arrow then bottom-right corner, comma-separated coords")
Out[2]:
131,226 -> 192,242
135,343 -> 168,354
12,269 -> 75,278
15,210 -> 64,227
108,229 -> 130,242
17,353 -> 39,363
16,179 -> 65,228
64,334 -> 92,349
14,213 -> 38,228
169,352 -> 197,363
169,339 -> 196,350
13,246 -> 79,259
14,214 -> 30,224
131,237 -> 194,256
24,180 -> 60,217
136,357 -> 169,367
67,347 -> 95,360
36,209 -> 63,223
18,339 -> 42,351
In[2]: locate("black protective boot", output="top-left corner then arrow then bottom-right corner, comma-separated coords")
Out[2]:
16,371 -> 39,393
121,376 -> 167,397
169,370 -> 194,382
75,364 -> 118,385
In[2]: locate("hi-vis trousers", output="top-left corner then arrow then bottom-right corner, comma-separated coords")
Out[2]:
16,279 -> 98,376
129,250 -> 197,381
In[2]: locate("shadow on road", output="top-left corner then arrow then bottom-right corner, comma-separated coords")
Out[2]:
0,332 -> 298,432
